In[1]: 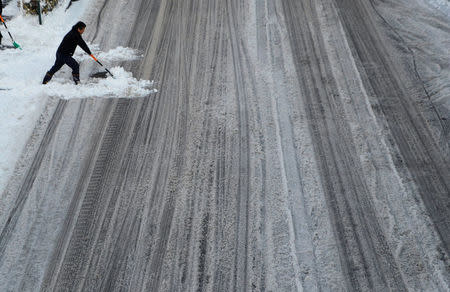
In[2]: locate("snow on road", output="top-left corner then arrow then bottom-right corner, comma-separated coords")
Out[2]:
41,67 -> 155,99
0,0 -> 449,291
0,0 -> 155,194
424,0 -> 450,17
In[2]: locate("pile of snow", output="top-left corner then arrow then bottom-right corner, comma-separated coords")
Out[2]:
0,45 -> 156,98
0,0 -> 156,193
95,46 -> 143,62
43,67 -> 155,99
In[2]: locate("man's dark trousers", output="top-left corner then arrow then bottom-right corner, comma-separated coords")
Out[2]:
49,52 -> 79,75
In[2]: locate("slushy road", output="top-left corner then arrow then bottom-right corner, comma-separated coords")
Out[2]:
1,0 -> 449,291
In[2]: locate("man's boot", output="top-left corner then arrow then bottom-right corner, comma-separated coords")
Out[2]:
72,73 -> 80,85
42,72 -> 53,84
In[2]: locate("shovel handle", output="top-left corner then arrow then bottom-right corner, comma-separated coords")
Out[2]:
91,55 -> 104,66
104,68 -> 114,77
0,15 -> 7,28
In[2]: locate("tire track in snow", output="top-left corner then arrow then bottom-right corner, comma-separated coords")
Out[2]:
0,0 -> 449,291
334,0 -> 450,256
0,101 -> 67,259
281,0 -> 413,290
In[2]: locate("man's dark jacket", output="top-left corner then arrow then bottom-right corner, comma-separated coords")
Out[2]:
57,25 -> 91,56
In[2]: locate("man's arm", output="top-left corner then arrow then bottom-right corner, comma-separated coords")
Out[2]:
77,36 -> 92,55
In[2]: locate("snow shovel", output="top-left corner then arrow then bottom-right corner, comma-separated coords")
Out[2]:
90,71 -> 108,78
90,54 -> 114,78
0,15 -> 22,49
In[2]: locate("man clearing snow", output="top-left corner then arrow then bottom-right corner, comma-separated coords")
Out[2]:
43,21 -> 92,85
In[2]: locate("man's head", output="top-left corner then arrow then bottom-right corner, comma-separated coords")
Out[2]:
74,21 -> 86,34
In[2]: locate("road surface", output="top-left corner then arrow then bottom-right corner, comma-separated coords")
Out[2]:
0,0 -> 449,291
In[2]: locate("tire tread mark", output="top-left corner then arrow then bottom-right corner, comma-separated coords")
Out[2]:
51,99 -> 131,290
0,100 -> 67,261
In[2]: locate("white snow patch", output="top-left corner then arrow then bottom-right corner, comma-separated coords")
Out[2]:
44,67 -> 156,99
96,46 -> 143,62
424,0 -> 450,17
0,0 -> 155,193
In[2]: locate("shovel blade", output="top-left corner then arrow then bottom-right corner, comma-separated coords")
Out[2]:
90,71 -> 108,79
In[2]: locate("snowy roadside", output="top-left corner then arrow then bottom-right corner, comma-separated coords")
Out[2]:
0,0 -> 156,193
424,0 -> 450,17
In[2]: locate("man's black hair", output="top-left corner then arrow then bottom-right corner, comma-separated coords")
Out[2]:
73,21 -> 86,30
